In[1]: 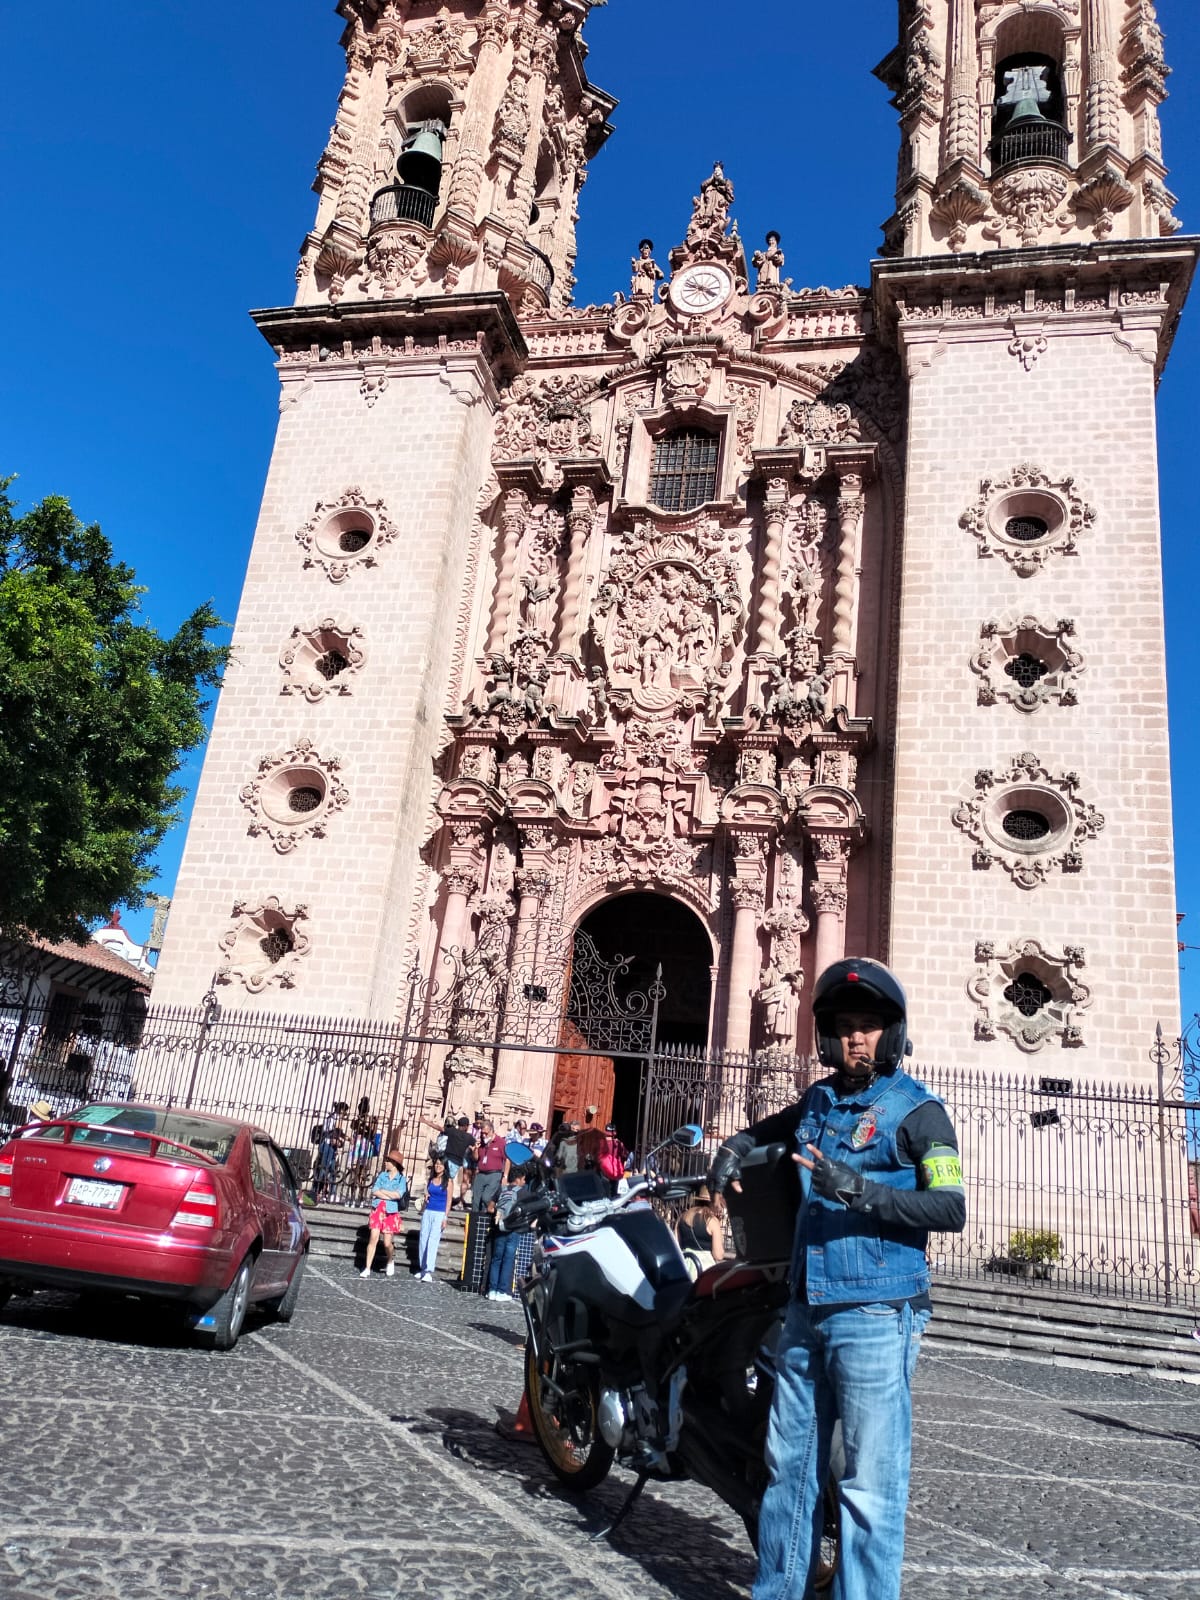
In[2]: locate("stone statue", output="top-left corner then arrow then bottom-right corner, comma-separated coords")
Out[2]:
587,664 -> 610,725
630,239 -> 664,301
757,963 -> 799,1051
752,231 -> 785,288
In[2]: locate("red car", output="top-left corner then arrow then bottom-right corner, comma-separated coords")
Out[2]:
0,1102 -> 310,1349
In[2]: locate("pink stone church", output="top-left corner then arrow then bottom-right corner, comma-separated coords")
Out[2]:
153,0 -> 1193,1126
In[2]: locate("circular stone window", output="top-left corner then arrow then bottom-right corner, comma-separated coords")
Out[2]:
261,767 -> 328,825
313,507 -> 375,560
988,489 -> 1066,547
984,786 -> 1071,854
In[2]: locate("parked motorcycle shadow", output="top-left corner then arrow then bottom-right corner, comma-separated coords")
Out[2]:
407,1404 -> 754,1598
466,1319 -> 526,1349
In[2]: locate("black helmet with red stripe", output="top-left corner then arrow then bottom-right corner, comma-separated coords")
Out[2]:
812,957 -> 910,1072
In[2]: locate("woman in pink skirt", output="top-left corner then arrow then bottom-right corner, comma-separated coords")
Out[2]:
360,1150 -> 408,1277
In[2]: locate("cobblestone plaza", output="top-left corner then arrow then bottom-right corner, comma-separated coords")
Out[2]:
0,1269 -> 1196,1599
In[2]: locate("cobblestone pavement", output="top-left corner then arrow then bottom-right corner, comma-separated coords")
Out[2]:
0,1265 -> 1197,1599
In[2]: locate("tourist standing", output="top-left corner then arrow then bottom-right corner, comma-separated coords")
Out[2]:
417,1155 -> 450,1284
360,1151 -> 407,1278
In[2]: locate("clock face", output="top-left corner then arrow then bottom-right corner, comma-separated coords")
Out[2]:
672,264 -> 732,314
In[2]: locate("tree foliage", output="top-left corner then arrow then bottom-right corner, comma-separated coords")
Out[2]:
0,481 -> 227,942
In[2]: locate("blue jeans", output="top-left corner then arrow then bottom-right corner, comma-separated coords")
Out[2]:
487,1227 -> 520,1295
753,1299 -> 929,1600
418,1209 -> 445,1276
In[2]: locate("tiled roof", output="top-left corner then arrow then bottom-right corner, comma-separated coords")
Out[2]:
32,936 -> 153,990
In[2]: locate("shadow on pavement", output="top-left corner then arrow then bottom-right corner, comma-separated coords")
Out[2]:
466,1319 -> 526,1348
402,1404 -> 754,1600
0,1288 -> 272,1352
1068,1407 -> 1200,1452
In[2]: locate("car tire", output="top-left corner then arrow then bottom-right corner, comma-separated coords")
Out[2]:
0,1286 -> 11,1314
267,1251 -> 307,1323
200,1253 -> 255,1352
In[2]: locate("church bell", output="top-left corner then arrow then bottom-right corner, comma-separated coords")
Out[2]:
398,120 -> 446,196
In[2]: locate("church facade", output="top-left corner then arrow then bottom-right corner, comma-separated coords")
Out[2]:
153,0 -> 1194,1125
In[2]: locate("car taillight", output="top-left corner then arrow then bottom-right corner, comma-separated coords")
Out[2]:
0,1158 -> 11,1199
171,1176 -> 220,1230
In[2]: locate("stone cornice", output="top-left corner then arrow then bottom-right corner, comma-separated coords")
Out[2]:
252,292 -> 527,381
872,237 -> 1199,382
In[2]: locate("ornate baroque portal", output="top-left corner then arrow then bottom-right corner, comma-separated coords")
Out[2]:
433,163 -> 895,1122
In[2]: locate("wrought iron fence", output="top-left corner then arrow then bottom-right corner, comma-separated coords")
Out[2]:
641,1037 -> 1200,1307
3,982 -> 1198,1304
0,996 -> 433,1208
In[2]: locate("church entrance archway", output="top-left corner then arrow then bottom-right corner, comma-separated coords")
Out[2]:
550,893 -> 712,1156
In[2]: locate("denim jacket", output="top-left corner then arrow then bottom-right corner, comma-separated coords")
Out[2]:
791,1070 -> 938,1304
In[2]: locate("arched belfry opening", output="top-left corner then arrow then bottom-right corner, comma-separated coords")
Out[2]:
550,894 -> 713,1152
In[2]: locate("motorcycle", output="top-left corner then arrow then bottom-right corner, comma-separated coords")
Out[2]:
506,1126 -> 839,1584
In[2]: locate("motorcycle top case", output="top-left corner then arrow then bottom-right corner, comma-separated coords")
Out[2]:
725,1143 -> 799,1263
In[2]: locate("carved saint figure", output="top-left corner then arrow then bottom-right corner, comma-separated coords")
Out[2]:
751,231 -> 785,288
757,963 -> 799,1051
687,163 -> 735,247
630,239 -> 664,301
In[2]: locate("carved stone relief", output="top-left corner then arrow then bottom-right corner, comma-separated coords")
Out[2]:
217,898 -> 311,993
971,617 -> 1084,712
296,487 -> 400,584
968,939 -> 1092,1052
239,737 -> 350,855
960,465 -> 1095,576
951,754 -> 1104,888
589,517 -> 745,716
279,618 -> 367,701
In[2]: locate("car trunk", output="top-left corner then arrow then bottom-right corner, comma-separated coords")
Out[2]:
7,1135 -> 212,1232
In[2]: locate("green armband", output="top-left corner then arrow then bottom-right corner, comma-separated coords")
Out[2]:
920,1147 -> 964,1189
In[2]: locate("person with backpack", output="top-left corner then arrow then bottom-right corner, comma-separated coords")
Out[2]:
598,1122 -> 627,1193
359,1150 -> 408,1278
485,1162 -> 528,1302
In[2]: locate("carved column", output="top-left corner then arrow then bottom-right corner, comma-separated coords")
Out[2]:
944,0 -> 979,169
490,860 -> 552,1105
439,861 -> 482,963
724,836 -> 767,1054
755,476 -> 789,655
444,4 -> 509,220
506,25 -> 554,235
810,836 -> 850,980
829,469 -> 865,715
558,484 -> 595,658
1084,0 -> 1120,152
485,488 -> 530,656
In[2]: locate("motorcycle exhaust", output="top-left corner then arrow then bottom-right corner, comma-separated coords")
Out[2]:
597,1387 -> 629,1448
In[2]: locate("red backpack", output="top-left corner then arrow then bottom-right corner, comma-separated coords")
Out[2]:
599,1134 -> 626,1181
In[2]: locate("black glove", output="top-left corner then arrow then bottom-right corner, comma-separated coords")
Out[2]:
808,1154 -> 873,1210
707,1143 -> 743,1195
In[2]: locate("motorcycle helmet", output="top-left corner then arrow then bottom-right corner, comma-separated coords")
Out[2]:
812,957 -> 910,1072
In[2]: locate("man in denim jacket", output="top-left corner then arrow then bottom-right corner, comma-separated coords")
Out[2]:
710,958 -> 965,1600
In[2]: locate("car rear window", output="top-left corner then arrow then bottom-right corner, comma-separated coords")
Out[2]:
28,1105 -> 237,1165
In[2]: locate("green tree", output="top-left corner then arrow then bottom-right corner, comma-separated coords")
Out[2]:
0,481 -> 227,942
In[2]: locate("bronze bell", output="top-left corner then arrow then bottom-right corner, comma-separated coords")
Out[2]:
398,120 -> 446,196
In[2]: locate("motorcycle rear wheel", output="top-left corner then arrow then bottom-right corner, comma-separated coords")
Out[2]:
524,1339 -> 616,1492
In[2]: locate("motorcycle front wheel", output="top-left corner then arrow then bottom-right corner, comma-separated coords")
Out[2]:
524,1338 -> 616,1491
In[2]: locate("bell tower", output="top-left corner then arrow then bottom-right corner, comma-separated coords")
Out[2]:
151,1 -> 616,1015
298,0 -> 614,312
877,0 -> 1179,256
875,0 -> 1197,1073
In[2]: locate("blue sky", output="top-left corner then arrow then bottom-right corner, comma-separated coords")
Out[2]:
3,2 -> 1198,1032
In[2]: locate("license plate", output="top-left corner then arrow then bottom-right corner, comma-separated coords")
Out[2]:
66,1177 -> 123,1209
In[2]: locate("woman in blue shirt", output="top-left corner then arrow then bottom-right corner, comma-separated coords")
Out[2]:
360,1151 -> 408,1278
418,1155 -> 450,1283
